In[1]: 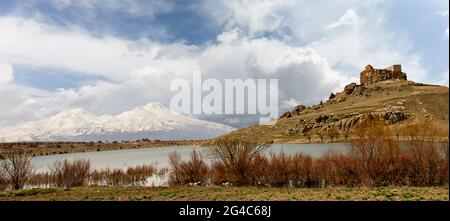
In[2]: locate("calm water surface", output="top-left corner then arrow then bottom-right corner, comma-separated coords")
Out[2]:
31,143 -> 350,173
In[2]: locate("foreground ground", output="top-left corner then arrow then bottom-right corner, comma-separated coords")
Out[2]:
0,186 -> 448,201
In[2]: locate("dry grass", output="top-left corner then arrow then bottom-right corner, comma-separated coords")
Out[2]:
0,186 -> 447,201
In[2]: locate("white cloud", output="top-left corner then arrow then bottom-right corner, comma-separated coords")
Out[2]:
436,10 -> 449,17
325,9 -> 361,29
436,10 -> 449,39
281,2 -> 427,83
0,64 -> 14,84
49,0 -> 174,18
0,16 -> 181,82
0,15 -> 344,128
201,0 -> 293,36
0,1 -> 436,128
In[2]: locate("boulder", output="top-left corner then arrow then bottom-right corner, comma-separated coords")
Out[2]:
344,83 -> 357,95
292,105 -> 306,115
353,86 -> 366,96
329,93 -> 336,100
280,112 -> 292,118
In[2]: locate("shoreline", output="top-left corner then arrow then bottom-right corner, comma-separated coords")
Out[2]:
0,140 -> 205,158
1,135 -> 448,158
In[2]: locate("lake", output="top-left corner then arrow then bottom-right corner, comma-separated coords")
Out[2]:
31,143 -> 351,173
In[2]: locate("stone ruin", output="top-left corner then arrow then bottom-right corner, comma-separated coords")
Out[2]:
360,64 -> 407,85
278,64 -> 410,135
332,64 -> 408,98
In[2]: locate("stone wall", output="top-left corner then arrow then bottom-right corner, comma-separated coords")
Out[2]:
360,64 -> 407,85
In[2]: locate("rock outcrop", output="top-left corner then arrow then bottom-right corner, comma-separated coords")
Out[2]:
344,83 -> 357,95
288,104 -> 409,135
280,64 -> 411,135
360,64 -> 407,85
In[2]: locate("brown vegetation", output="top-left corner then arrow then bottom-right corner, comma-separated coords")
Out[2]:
0,147 -> 34,190
168,150 -> 209,186
25,161 -> 160,189
49,159 -> 91,187
169,124 -> 449,188
209,139 -> 268,186
2,121 -> 448,191
89,166 -> 156,186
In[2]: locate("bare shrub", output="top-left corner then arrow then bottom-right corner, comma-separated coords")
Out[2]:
211,161 -> 229,185
402,122 -> 449,186
0,168 -> 10,190
49,159 -> 91,187
248,153 -> 270,186
168,152 -> 182,184
316,151 -> 360,187
267,151 -> 292,186
289,153 -> 318,187
89,169 -> 109,185
350,125 -> 404,186
28,172 -> 52,188
1,147 -> 34,190
107,169 -> 126,186
168,150 -> 209,186
404,143 -> 443,186
156,167 -> 168,179
125,165 -> 155,186
437,140 -> 449,184
209,139 -> 267,186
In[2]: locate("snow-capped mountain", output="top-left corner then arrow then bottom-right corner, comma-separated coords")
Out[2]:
0,102 -> 235,142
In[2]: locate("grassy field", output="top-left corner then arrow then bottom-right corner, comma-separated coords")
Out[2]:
0,186 -> 448,201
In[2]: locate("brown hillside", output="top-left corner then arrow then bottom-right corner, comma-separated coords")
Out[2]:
210,64 -> 449,144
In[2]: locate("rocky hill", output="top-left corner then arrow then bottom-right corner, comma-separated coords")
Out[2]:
212,64 -> 449,143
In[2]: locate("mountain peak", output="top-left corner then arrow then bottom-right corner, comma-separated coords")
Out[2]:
142,102 -> 168,110
0,101 -> 235,142
57,107 -> 94,117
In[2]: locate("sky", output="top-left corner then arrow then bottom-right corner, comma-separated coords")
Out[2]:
0,0 -> 448,128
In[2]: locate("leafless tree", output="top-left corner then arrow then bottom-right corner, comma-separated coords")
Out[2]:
327,128 -> 339,142
1,147 -> 34,190
317,133 -> 324,143
304,132 -> 312,143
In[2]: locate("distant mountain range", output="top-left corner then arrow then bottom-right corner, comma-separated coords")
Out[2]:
0,102 -> 235,142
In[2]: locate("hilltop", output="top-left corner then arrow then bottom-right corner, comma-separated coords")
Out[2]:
212,64 -> 449,143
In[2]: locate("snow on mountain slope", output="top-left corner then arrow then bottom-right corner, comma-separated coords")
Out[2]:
0,102 -> 235,142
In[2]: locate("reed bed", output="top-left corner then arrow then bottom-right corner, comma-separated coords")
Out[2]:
24,161 -> 162,189
169,123 -> 449,187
